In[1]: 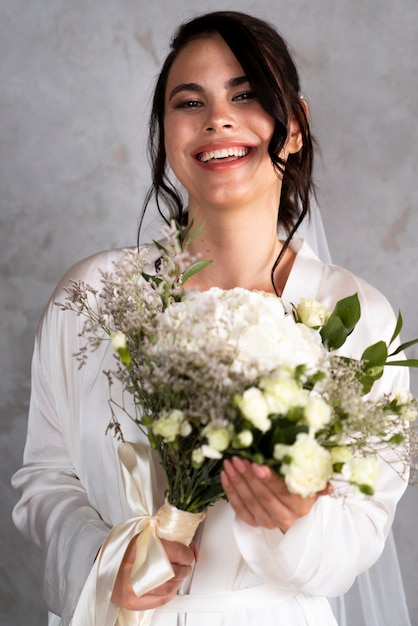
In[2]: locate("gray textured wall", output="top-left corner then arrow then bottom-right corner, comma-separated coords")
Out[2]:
1,1 -> 417,624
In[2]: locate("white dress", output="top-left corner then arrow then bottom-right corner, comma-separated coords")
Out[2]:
12,239 -> 409,626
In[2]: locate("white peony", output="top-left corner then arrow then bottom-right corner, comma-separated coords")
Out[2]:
236,387 -> 271,432
296,298 -> 330,328
154,288 -> 328,382
274,433 -> 332,497
235,303 -> 326,374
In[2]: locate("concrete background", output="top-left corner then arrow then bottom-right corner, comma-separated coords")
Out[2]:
1,1 -> 417,624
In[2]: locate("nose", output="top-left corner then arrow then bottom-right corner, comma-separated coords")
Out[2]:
203,99 -> 235,132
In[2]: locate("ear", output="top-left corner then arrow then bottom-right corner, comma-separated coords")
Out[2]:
286,99 -> 309,155
286,117 -> 303,154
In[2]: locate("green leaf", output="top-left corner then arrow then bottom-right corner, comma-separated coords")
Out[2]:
182,219 -> 207,249
361,340 -> 388,368
386,359 -> 418,368
320,293 -> 361,350
389,338 -> 418,357
360,369 -> 384,394
357,483 -> 374,496
141,271 -> 162,285
115,346 -> 131,368
386,311 -> 418,359
389,311 -> 403,346
181,259 -> 213,285
152,239 -> 168,254
387,433 -> 406,445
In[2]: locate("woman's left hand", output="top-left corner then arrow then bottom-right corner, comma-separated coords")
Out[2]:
221,457 -> 332,533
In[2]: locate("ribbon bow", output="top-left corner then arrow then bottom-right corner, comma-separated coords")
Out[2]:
70,442 -> 175,626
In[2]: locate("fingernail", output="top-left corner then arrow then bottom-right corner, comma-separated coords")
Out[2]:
232,456 -> 248,473
252,463 -> 270,479
223,459 -> 235,476
220,470 -> 230,487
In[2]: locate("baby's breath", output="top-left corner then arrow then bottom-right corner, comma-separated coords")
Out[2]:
59,221 -> 417,506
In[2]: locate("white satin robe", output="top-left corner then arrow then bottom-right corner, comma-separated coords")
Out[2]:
12,239 -> 409,626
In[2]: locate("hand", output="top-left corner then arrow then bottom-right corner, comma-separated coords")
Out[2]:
111,537 -> 194,610
221,456 -> 332,533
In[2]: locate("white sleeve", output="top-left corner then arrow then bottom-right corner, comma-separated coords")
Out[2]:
233,274 -> 409,597
12,297 -> 110,623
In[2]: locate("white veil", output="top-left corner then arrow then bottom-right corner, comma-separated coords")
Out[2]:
300,202 -> 411,626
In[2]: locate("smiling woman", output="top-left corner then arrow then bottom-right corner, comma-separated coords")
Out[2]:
11,10 -> 412,626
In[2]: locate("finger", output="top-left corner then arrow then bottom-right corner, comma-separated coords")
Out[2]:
226,458 -> 322,531
161,539 -> 194,566
223,458 -> 286,529
221,459 -> 259,526
250,461 -> 322,507
232,458 -> 295,529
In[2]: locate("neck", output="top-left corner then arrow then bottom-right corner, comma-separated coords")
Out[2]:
184,208 -> 293,294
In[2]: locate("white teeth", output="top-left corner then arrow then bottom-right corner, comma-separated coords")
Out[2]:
198,147 -> 249,162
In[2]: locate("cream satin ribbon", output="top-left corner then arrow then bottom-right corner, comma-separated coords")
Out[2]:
70,442 -> 193,626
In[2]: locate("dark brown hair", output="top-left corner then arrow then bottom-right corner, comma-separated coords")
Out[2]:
140,11 -> 315,246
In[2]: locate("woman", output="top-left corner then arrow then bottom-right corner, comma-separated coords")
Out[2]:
12,11 -> 410,626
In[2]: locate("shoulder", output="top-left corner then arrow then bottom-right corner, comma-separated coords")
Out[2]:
52,248 -> 131,299
52,243 -> 162,297
293,239 -> 398,350
39,245 -> 158,336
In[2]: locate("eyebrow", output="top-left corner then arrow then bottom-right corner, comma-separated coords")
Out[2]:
168,75 -> 249,101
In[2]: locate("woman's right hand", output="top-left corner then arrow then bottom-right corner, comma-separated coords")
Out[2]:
111,536 -> 194,610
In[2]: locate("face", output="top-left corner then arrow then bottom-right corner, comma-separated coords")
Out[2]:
164,35 -> 299,215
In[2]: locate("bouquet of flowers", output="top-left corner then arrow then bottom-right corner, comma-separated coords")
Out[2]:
61,221 -> 418,513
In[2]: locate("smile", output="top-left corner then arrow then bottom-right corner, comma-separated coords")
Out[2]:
196,147 -> 250,163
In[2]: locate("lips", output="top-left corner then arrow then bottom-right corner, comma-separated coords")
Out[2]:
196,146 -> 250,163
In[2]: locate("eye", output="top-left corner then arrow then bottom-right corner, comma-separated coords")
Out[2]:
233,91 -> 256,102
174,99 -> 204,110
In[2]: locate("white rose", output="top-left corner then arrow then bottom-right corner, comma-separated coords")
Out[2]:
394,388 -> 413,406
201,444 -> 223,460
330,446 -> 353,465
274,433 -> 332,497
296,298 -> 330,328
401,405 -> 418,421
261,374 -> 308,414
152,409 -> 185,442
273,442 -> 291,462
342,457 -> 379,493
304,396 -> 332,430
393,389 -> 417,421
191,447 -> 205,467
203,425 -> 231,452
110,330 -> 131,366
110,330 -> 128,350
180,420 -> 192,437
237,387 -> 271,432
233,429 -> 253,448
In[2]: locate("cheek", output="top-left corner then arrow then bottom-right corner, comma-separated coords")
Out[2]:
260,118 -> 276,145
163,122 -> 178,170
164,117 -> 188,160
